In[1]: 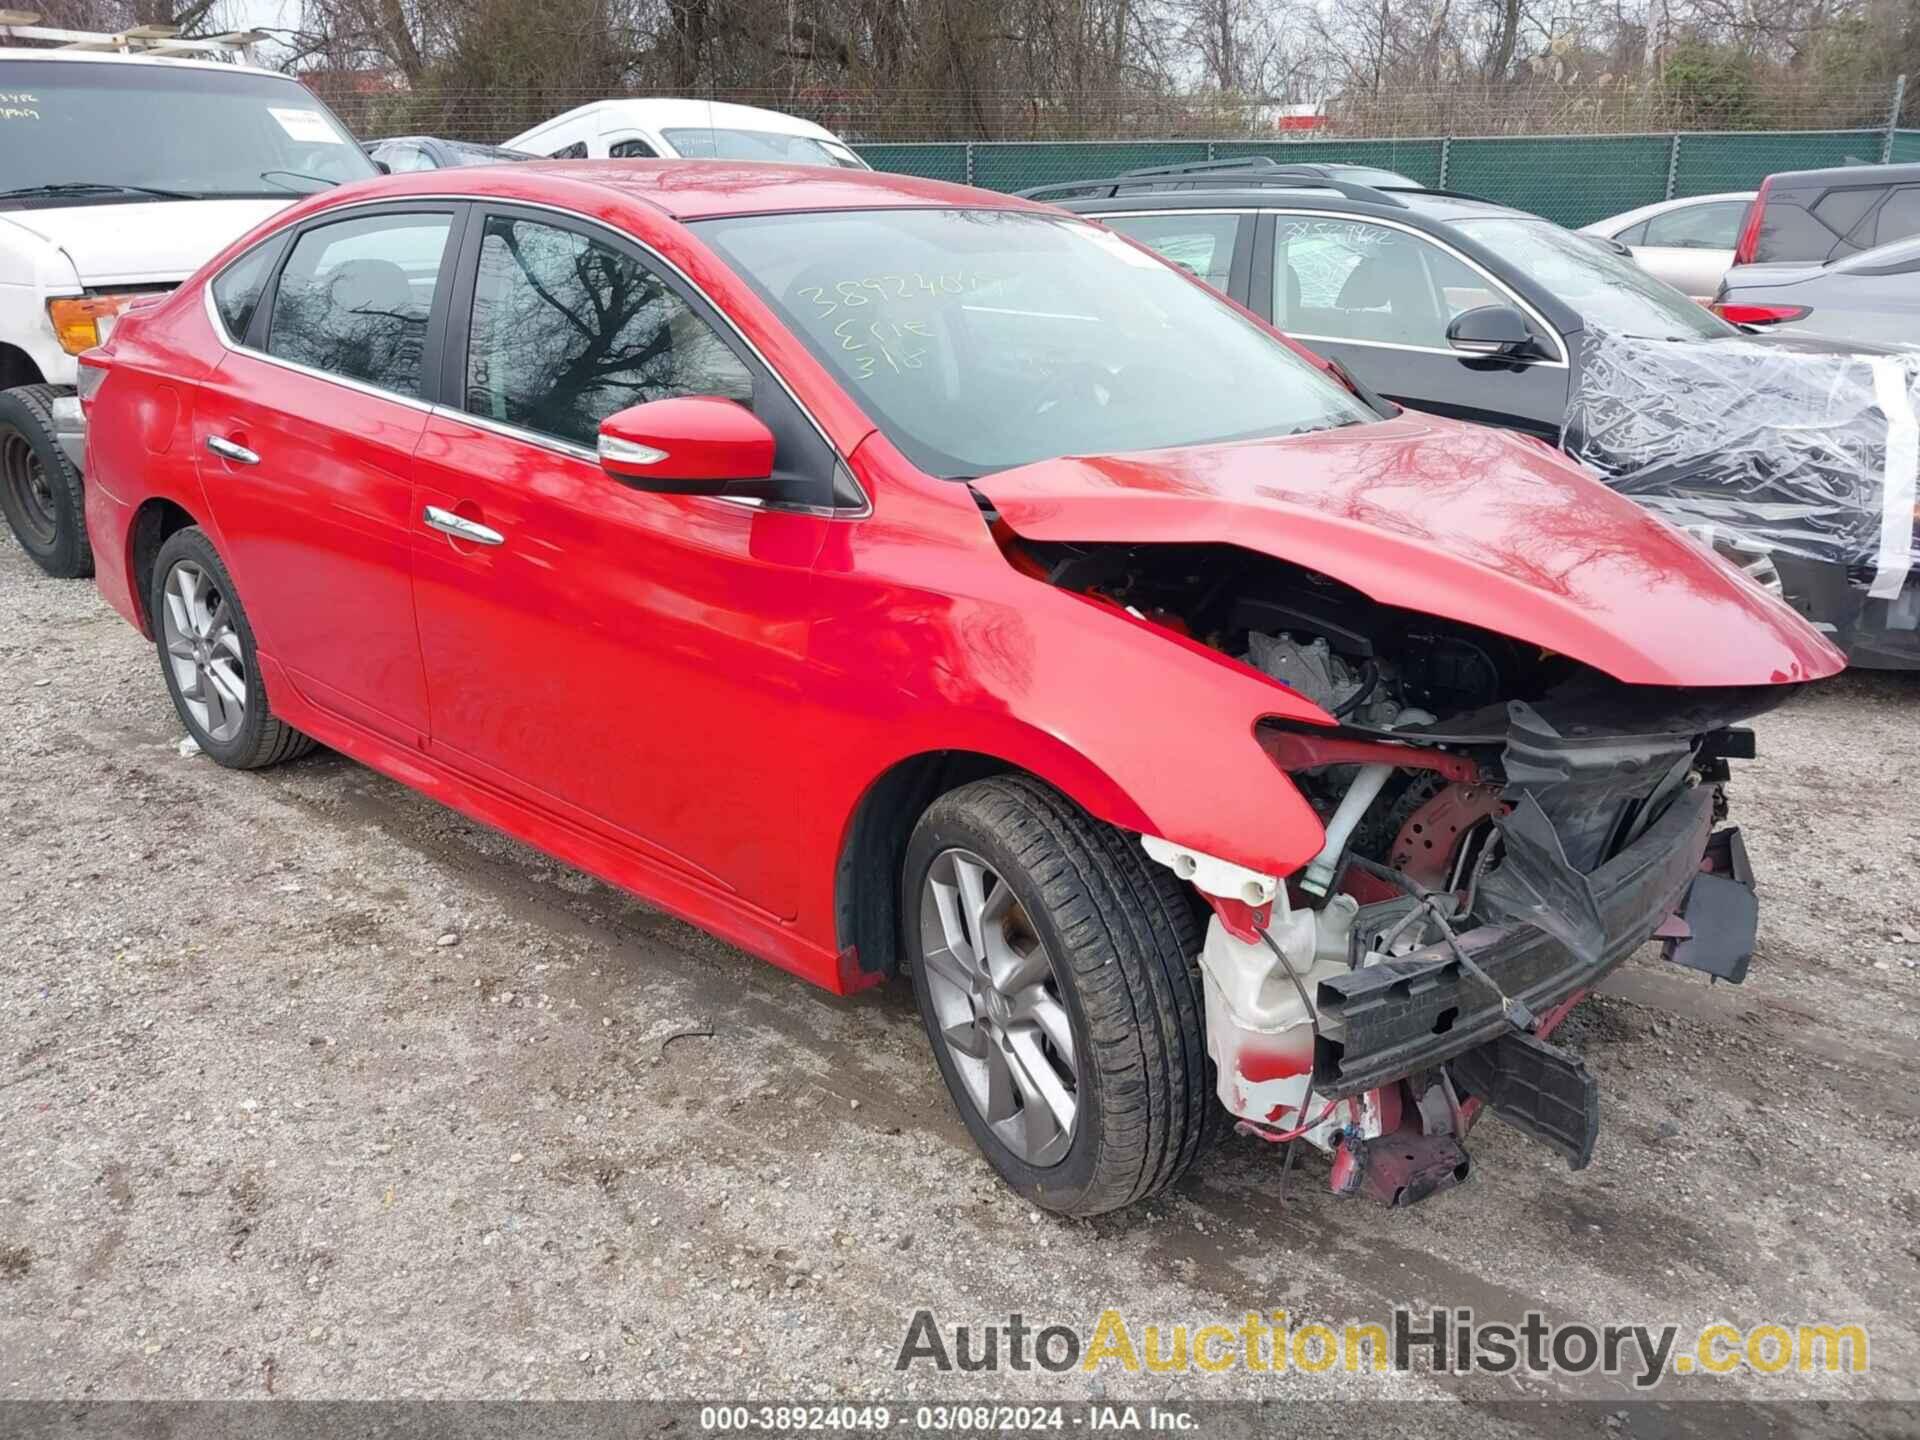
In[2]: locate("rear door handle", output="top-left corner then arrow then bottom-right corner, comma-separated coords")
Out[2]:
423,505 -> 505,547
205,435 -> 259,465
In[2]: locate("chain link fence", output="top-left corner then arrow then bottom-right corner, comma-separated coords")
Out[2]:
315,77 -> 1916,228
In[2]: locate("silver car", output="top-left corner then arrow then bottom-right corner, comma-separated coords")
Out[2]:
1580,191 -> 1755,301
1713,234 -> 1920,347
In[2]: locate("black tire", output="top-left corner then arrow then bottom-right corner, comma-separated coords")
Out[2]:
150,526 -> 315,770
0,383 -> 92,579
903,774 -> 1211,1216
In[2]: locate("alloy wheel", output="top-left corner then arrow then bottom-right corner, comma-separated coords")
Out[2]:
1,429 -> 55,547
918,848 -> 1078,1167
161,560 -> 248,744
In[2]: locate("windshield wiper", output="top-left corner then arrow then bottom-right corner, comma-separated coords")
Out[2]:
259,169 -> 343,194
0,181 -> 199,201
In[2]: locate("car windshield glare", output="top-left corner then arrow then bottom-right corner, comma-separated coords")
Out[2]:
0,60 -> 374,198
1454,216 -> 1735,341
697,208 -> 1377,478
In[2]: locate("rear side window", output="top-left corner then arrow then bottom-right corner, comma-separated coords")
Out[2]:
265,212 -> 453,398
1613,220 -> 1649,245
380,143 -> 437,173
1641,200 -> 1745,249
609,138 -> 657,159
548,140 -> 587,159
1875,186 -> 1920,248
1099,214 -> 1240,291
1811,186 -> 1880,239
1752,199 -> 1842,263
211,242 -> 278,342
463,213 -> 752,450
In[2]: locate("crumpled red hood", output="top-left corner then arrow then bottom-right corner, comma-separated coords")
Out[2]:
973,413 -> 1845,688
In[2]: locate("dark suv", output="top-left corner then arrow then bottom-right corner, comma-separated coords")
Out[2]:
1029,161 -> 1918,668
1732,160 -> 1920,267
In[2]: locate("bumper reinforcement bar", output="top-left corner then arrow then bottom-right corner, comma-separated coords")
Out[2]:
1312,785 -> 1718,1098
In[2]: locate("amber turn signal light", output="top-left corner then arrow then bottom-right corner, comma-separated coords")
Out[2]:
46,294 -> 141,356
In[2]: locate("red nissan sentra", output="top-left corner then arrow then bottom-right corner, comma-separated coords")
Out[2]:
79,163 -> 1841,1214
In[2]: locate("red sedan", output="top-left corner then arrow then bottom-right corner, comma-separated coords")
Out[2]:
79,162 -> 1840,1214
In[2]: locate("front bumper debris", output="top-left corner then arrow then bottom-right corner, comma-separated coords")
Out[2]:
1312,784 -> 1718,1099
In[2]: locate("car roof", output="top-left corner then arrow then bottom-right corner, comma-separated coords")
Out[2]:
1059,183 -> 1531,226
1580,191 -> 1756,231
372,135 -> 523,154
1766,161 -> 1920,187
323,159 -> 1049,222
0,44 -> 285,76
508,97 -> 847,147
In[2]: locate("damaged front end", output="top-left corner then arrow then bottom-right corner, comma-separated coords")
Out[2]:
1026,538 -> 1782,1206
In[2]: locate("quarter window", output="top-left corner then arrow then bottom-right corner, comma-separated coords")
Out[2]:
265,213 -> 452,397
211,241 -> 278,343
1099,214 -> 1240,291
548,141 -> 588,159
1273,216 -> 1501,349
463,214 -> 753,451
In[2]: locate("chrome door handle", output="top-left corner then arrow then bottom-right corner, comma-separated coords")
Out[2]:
423,505 -> 505,547
205,435 -> 259,465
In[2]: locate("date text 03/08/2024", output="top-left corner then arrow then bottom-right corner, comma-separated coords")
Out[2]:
698,1404 -> 1196,1432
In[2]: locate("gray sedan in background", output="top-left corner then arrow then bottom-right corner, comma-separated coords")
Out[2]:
1713,234 -> 1920,347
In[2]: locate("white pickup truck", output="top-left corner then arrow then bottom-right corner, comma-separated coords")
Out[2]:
0,35 -> 375,576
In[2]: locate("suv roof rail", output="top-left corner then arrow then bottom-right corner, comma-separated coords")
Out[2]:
1019,165 -> 1409,208
0,11 -> 264,60
1111,155 -> 1283,179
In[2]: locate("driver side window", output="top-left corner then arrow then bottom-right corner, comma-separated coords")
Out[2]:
463,213 -> 754,451
1272,216 -> 1506,350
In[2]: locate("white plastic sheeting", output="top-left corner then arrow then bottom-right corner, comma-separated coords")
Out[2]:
1563,331 -> 1920,596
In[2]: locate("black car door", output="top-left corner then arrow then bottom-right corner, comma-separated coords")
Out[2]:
1248,210 -> 1570,440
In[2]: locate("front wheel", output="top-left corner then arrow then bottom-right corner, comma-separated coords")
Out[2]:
0,384 -> 91,579
903,775 -> 1210,1216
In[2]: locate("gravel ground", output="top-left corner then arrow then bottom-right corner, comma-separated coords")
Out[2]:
1,539 -> 1917,1429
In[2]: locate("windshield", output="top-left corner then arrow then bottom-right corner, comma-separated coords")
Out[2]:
1453,216 -> 1734,341
0,60 -> 374,200
661,127 -> 867,169
699,208 -> 1376,478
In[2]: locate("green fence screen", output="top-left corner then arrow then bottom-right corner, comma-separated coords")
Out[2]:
855,129 -> 1917,227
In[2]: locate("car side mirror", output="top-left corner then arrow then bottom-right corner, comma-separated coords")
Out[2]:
598,396 -> 783,498
1445,304 -> 1541,358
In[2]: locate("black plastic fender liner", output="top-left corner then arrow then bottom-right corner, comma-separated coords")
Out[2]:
1312,785 -> 1717,1099
1450,1029 -> 1601,1170
1663,827 -> 1760,984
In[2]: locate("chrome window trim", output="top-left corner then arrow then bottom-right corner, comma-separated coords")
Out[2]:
1260,207 -> 1570,370
202,190 -> 872,519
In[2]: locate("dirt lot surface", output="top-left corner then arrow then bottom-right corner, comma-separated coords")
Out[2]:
2,541 -> 1917,1431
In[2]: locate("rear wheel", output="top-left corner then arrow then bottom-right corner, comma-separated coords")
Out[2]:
151,526 -> 314,769
903,775 -> 1210,1216
0,384 -> 91,579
